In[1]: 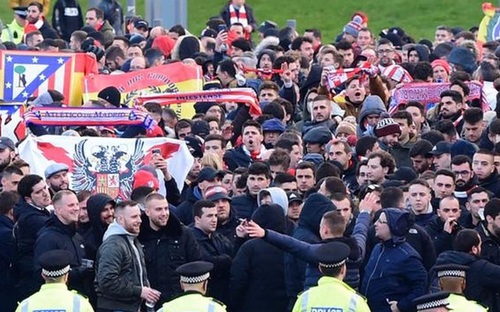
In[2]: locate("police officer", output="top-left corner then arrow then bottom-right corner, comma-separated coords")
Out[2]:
413,292 -> 452,311
292,241 -> 370,312
15,250 -> 94,312
434,264 -> 487,311
158,261 -> 226,312
1,7 -> 27,44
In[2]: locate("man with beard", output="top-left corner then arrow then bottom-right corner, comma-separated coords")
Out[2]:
473,149 -> 500,197
139,193 -> 200,309
438,90 -> 465,135
44,163 -> 70,197
302,95 -> 337,134
373,118 -> 401,151
430,142 -> 452,171
451,155 -> 477,207
206,186 -> 238,242
409,140 -> 434,175
478,198 -> 500,265
26,2 -> 59,39
0,137 -> 16,174
376,38 -> 396,72
232,162 -> 271,219
366,151 -> 396,185
391,111 -> 416,168
465,187 -> 491,229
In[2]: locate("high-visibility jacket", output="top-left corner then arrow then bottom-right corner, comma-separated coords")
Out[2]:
158,291 -> 226,312
293,276 -> 371,312
15,283 -> 94,312
448,293 -> 488,312
1,19 -> 25,44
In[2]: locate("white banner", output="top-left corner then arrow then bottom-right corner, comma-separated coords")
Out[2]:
18,135 -> 193,200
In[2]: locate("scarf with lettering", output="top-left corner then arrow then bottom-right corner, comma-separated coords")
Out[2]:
135,88 -> 262,116
24,107 -> 155,129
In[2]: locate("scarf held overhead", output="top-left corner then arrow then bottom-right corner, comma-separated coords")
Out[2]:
135,88 -> 262,116
23,107 -> 156,129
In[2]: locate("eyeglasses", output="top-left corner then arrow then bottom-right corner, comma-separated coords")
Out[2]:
441,208 -> 459,213
453,171 -> 471,177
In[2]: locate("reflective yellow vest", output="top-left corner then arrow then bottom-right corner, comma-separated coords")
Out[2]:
1,20 -> 25,44
15,283 -> 94,312
293,276 -> 371,312
448,293 -> 488,312
158,291 -> 226,312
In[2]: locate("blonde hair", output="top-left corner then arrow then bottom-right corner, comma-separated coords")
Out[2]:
201,153 -> 223,170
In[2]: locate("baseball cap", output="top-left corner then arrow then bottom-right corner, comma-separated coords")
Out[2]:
287,191 -> 303,204
205,185 -> 232,202
133,19 -> 149,30
197,167 -> 224,183
0,137 -> 15,151
258,20 -> 278,33
429,141 -> 452,156
133,170 -> 159,190
44,163 -> 69,179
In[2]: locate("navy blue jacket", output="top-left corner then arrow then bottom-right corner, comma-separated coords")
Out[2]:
0,215 -> 16,312
231,191 -> 259,220
175,185 -> 203,225
285,193 -> 335,299
223,145 -> 253,171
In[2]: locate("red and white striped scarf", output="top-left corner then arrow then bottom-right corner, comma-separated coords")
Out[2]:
229,4 -> 248,27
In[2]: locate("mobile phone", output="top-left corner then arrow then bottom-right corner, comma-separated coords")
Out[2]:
286,19 -> 296,29
218,24 -> 227,33
152,148 -> 161,155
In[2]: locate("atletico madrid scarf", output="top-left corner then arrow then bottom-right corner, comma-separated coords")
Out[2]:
229,4 -> 248,27
135,88 -> 262,116
23,107 -> 156,129
326,63 -> 372,89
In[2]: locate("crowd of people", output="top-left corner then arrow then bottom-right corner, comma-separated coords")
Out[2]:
2,0 -> 500,311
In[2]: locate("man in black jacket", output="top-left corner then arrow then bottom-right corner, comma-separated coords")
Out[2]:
473,149 -> 500,197
426,195 -> 462,256
477,198 -> 500,265
232,162 -> 271,219
52,0 -> 84,41
13,174 -> 52,301
26,2 -> 59,39
34,190 -> 90,298
189,200 -> 233,304
139,193 -> 201,309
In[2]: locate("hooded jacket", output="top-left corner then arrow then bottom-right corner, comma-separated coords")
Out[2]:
432,250 -> 500,311
258,187 -> 296,235
138,213 -> 201,307
96,221 -> 149,312
361,209 -> 427,312
408,44 -> 430,62
230,204 -> 288,312
83,193 -> 114,261
285,193 -> 335,299
357,95 -> 387,137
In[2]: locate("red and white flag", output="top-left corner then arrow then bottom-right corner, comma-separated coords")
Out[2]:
18,135 -> 193,199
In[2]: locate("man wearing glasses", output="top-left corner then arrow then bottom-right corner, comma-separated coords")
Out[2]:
376,38 -> 396,72
426,196 -> 462,255
451,155 -> 476,207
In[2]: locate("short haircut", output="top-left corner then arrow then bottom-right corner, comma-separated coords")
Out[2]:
175,119 -> 192,132
440,89 -> 463,103
28,1 -> 43,12
335,40 -> 353,51
259,80 -> 280,93
438,195 -> 459,209
435,169 -> 456,182
105,45 -> 125,61
463,107 -> 483,124
144,102 -> 162,115
367,151 -> 396,174
296,161 -> 316,176
355,136 -> 378,158
130,186 -> 155,202
380,187 -> 404,209
316,162 -> 341,182
248,162 -> 272,179
169,24 -> 186,36
204,134 -> 225,146
3,166 -> 23,178
468,186 -> 492,201
273,97 -> 294,117
268,149 -> 291,169
377,38 -> 393,47
193,199 -> 215,218
52,190 -> 75,206
420,130 -> 445,146
113,36 -> 130,48
450,80 -> 470,96
262,101 -> 285,121
475,148 -> 495,158
12,158 -> 30,170
409,139 -> 433,158
0,191 -> 19,215
274,172 -> 296,185
273,55 -> 296,69
275,138 -> 299,152
305,28 -> 322,38
451,155 -> 471,167
453,229 -> 480,252
242,120 -> 262,134
25,31 -> 42,44
322,210 -> 346,236
392,110 -> 413,126
484,198 -> 500,219
408,178 -> 431,190
218,59 -> 237,77
87,7 -> 104,19
291,36 -> 313,51
434,120 -> 456,137
76,190 -> 91,203
115,200 -> 139,214
413,61 -> 433,81
144,192 -> 166,204
355,159 -> 368,177
162,107 -> 178,120
404,101 -> 425,115
320,176 -> 347,195
71,30 -> 88,43
331,140 -> 351,155
489,119 -> 500,135
17,175 -> 43,200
